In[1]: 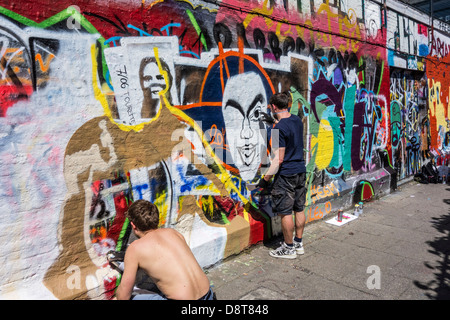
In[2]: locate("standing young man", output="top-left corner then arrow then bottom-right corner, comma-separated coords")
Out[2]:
257,92 -> 306,259
115,199 -> 215,300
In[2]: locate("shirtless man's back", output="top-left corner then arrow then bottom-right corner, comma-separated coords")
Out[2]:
115,200 -> 212,300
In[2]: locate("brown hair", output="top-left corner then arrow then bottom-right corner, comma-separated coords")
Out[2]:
126,199 -> 159,231
269,92 -> 291,110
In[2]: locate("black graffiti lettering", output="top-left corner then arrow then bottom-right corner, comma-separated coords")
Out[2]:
149,28 -> 163,36
212,23 -> 310,58
89,183 -> 110,219
190,28 -> 208,57
327,49 -> 338,66
83,11 -> 131,35
296,37 -> 306,53
268,32 -> 282,60
213,23 -> 232,48
236,23 -> 251,48
282,36 -> 295,56
253,28 -> 267,53
178,27 -> 188,47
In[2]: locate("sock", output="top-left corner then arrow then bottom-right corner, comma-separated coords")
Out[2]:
294,237 -> 302,243
285,242 -> 293,247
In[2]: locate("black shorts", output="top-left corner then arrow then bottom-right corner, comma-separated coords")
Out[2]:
271,172 -> 306,215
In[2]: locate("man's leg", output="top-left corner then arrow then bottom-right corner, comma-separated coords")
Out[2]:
269,214 -> 296,259
269,175 -> 297,259
293,210 -> 305,254
293,173 -> 306,254
294,210 -> 305,239
280,213 -> 294,244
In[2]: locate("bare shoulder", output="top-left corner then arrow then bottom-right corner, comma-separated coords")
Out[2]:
122,240 -> 141,266
125,239 -> 140,255
158,228 -> 185,240
126,235 -> 156,261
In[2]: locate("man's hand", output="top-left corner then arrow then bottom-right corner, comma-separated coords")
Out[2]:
257,177 -> 270,189
260,112 -> 275,125
107,250 -> 125,274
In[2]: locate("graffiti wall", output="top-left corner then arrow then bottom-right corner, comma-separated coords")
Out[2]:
427,29 -> 450,162
0,0 -> 448,299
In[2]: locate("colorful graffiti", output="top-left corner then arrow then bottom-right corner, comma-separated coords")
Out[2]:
389,69 -> 426,178
427,48 -> 450,160
0,0 -> 449,300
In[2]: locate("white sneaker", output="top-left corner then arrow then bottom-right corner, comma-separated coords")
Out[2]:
269,242 -> 297,259
293,240 -> 304,255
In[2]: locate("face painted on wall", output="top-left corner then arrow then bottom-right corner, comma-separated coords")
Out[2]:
141,61 -> 167,99
222,72 -> 268,182
138,56 -> 172,119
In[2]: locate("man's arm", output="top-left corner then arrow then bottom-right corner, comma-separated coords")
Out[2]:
115,245 -> 138,300
263,147 -> 285,181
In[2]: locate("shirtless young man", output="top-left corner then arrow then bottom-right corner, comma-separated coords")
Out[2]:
115,199 -> 214,300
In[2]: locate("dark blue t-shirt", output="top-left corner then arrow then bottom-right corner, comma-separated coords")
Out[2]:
273,114 -> 306,175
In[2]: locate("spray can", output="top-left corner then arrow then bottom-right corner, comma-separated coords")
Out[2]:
337,209 -> 344,222
443,175 -> 446,184
354,204 -> 360,217
358,202 -> 364,215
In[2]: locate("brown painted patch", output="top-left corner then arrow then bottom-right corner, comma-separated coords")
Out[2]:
44,103 -> 230,299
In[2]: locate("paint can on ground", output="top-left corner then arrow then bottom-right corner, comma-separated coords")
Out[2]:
358,201 -> 364,215
354,204 -> 360,217
337,209 -> 343,222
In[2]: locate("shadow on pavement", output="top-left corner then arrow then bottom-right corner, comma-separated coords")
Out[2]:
413,191 -> 450,299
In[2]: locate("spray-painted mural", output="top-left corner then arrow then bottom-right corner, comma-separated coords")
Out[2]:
427,30 -> 450,164
0,0 -> 448,299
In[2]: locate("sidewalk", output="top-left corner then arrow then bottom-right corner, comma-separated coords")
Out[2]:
205,180 -> 450,300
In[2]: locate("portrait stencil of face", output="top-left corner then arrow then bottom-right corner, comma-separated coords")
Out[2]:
139,57 -> 172,119
142,61 -> 167,99
222,72 -> 268,182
